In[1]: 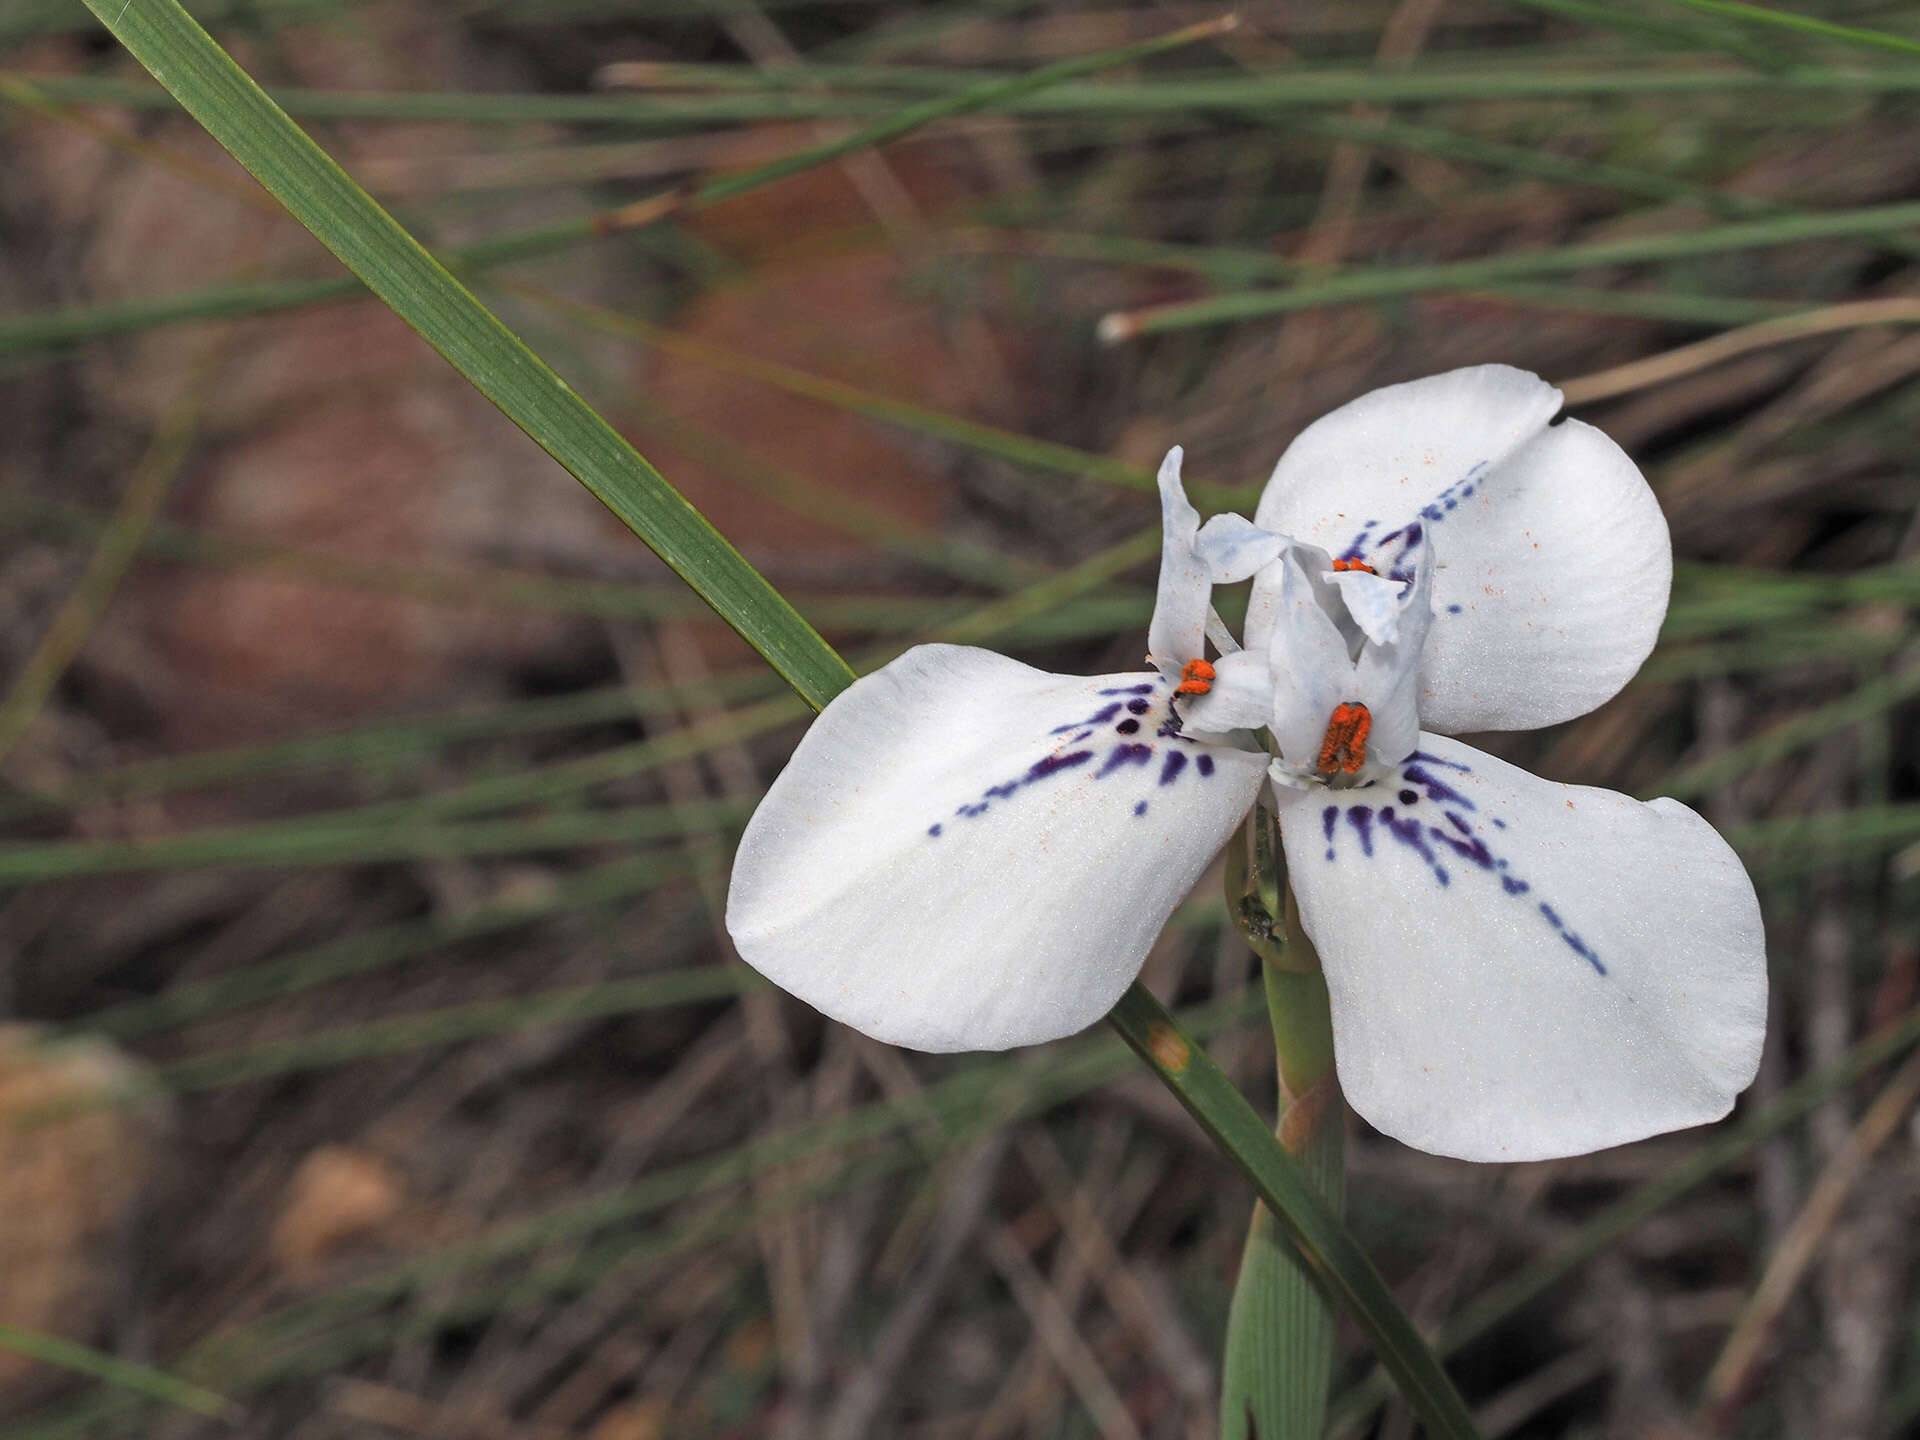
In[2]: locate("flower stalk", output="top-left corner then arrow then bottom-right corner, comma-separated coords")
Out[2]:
1222,805 -> 1345,1440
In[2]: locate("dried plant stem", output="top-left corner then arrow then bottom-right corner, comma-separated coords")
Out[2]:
0,365 -> 202,768
1557,299 -> 1920,407
1696,1044 -> 1920,1427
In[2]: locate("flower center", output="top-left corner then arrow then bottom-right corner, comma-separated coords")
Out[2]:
1175,658 -> 1215,696
1316,702 -> 1370,775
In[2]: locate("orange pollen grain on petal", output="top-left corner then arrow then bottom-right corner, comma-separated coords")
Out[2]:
1175,657 -> 1215,695
1330,558 -> 1377,575
1316,701 -> 1371,775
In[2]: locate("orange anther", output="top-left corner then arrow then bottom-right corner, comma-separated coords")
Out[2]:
1316,701 -> 1371,775
1175,657 -> 1215,695
1331,558 -> 1377,575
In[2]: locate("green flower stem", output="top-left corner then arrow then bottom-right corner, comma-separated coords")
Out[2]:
1107,985 -> 1477,1440
1220,808 -> 1346,1440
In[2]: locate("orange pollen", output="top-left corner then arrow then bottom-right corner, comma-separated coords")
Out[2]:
1330,558 -> 1377,575
1316,702 -> 1371,775
1175,657 -> 1215,696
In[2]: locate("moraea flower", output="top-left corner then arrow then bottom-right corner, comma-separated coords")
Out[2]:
725,365 -> 1767,1162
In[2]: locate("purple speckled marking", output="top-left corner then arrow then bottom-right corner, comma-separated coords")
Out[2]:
1336,504 -> 1443,584
1052,702 -> 1121,734
945,748 -> 1095,823
1410,748 -> 1470,772
1538,902 -> 1604,974
1416,460 -> 1489,525
1098,743 -> 1154,777
1315,760 -> 1603,976
1379,805 -> 1448,886
1428,813 -> 1495,872
1403,764 -> 1475,812
931,674 -> 1230,838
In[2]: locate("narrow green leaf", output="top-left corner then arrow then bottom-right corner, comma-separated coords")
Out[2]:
0,1326 -> 235,1422
20,63 -> 1920,124
159,968 -> 765,1091
1104,201 -> 1920,336
1648,0 -> 1920,59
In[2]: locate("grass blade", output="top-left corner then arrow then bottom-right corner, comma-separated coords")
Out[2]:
0,1327 -> 235,1422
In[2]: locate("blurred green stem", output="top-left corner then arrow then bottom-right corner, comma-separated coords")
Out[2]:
1221,804 -> 1344,1440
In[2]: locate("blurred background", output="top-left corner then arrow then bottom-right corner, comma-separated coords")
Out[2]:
1,1 -> 1918,1436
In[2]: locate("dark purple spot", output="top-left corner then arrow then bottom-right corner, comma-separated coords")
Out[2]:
1126,698 -> 1151,715
1072,729 -> 1093,741
1398,789 -> 1418,806
1403,764 -> 1475,811
1159,750 -> 1188,786
1460,484 -> 1475,498
1446,812 -> 1473,837
1346,805 -> 1375,857
1053,702 -> 1121,734
1447,604 -> 1464,614
1410,749 -> 1470,772
1492,817 -> 1507,829
1539,902 -> 1563,927
1117,719 -> 1140,735
1322,806 -> 1338,845
927,823 -> 942,837
1133,800 -> 1148,817
1404,522 -> 1424,546
1100,683 -> 1156,696
1098,743 -> 1154,776
1501,875 -> 1530,895
1196,754 -> 1215,778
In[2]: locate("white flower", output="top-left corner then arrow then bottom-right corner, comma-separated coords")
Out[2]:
725,365 -> 1767,1162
